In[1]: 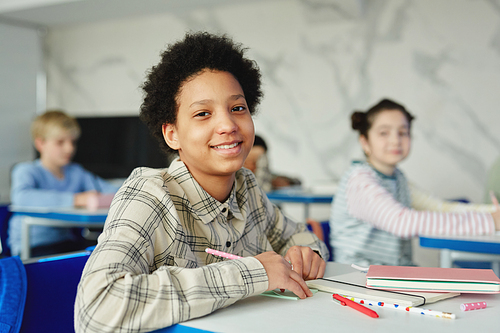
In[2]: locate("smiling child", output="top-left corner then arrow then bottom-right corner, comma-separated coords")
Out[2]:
330,99 -> 500,266
75,32 -> 328,332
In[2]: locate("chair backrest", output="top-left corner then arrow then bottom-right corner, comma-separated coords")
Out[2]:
0,205 -> 12,257
0,256 -> 27,333
20,251 -> 91,333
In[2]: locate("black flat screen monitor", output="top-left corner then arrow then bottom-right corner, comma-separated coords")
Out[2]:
72,116 -> 171,179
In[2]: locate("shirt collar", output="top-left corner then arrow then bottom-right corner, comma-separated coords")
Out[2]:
352,160 -> 398,180
167,158 -> 244,224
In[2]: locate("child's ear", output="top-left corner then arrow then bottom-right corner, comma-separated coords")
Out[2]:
359,135 -> 370,156
34,137 -> 45,153
162,123 -> 180,150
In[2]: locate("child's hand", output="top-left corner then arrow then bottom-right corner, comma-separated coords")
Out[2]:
490,191 -> 500,231
254,251 -> 312,299
285,246 -> 326,281
74,191 -> 99,209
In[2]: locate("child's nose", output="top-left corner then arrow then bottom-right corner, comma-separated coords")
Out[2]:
64,141 -> 76,152
390,132 -> 401,144
215,111 -> 238,134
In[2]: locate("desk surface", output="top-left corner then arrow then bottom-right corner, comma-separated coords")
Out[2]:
11,206 -> 108,260
420,234 -> 500,255
159,262 -> 500,333
9,206 -> 108,222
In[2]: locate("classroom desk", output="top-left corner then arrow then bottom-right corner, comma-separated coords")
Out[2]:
9,206 -> 108,260
154,262 -> 500,333
420,234 -> 500,276
266,189 -> 334,221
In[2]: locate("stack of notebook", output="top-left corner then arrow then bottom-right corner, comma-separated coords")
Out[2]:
365,265 -> 500,293
307,265 -> 500,306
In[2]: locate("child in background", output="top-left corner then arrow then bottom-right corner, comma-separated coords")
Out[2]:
330,98 -> 500,267
243,134 -> 301,192
8,110 -> 118,257
75,32 -> 328,332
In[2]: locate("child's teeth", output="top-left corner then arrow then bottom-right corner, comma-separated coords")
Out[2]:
216,143 -> 238,149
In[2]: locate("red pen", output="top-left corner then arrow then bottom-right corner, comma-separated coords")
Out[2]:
332,294 -> 379,318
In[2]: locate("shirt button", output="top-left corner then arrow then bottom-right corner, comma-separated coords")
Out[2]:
226,241 -> 231,247
221,208 -> 227,213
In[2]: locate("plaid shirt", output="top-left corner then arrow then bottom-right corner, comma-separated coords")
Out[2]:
75,158 -> 327,333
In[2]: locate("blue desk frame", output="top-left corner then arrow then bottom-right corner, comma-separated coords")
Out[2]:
420,236 -> 500,254
9,206 -> 108,260
12,210 -> 108,222
420,234 -> 500,275
266,190 -> 334,221
266,192 -> 334,204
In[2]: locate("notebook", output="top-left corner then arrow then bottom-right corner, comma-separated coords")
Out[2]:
366,265 -> 500,293
86,193 -> 115,211
306,270 -> 459,306
260,288 -> 319,300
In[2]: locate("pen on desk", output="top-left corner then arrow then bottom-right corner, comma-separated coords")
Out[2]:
332,294 -> 379,318
461,302 -> 487,311
205,248 -> 242,260
351,263 -> 369,272
339,295 -> 456,319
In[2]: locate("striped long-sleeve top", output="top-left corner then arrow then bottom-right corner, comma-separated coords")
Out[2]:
330,161 -> 495,266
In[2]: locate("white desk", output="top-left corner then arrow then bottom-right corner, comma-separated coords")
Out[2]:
420,234 -> 500,276
9,206 -> 108,260
154,262 -> 500,333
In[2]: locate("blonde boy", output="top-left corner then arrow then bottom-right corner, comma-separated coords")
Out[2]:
8,110 -> 117,257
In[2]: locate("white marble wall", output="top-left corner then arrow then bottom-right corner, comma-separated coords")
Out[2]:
45,0 -> 500,209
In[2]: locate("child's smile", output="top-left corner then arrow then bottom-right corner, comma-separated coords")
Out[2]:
211,141 -> 243,154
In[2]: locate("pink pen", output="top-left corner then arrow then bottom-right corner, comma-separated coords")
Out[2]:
205,248 -> 243,260
205,248 -> 290,293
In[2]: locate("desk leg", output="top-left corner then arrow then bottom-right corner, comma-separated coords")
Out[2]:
440,249 -> 453,268
21,217 -> 31,261
304,204 -> 310,222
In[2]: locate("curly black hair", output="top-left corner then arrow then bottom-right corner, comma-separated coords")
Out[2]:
140,31 -> 263,155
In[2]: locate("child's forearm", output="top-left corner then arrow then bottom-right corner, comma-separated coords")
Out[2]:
347,170 -> 496,238
11,188 -> 74,208
75,245 -> 267,332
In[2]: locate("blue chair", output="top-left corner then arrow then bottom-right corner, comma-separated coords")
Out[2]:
0,256 -> 27,333
20,251 -> 91,333
0,205 -> 12,257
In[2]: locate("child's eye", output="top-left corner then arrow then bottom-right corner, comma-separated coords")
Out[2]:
379,131 -> 388,136
400,131 -> 409,137
195,111 -> 210,117
231,106 -> 246,112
